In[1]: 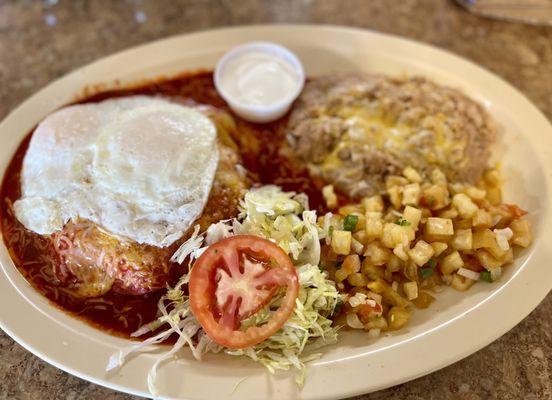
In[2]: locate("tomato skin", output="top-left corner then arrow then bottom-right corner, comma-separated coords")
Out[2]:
189,235 -> 299,349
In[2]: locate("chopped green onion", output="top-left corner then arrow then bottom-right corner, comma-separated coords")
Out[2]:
420,267 -> 434,279
343,214 -> 359,231
427,259 -> 436,269
480,270 -> 493,282
395,218 -> 411,226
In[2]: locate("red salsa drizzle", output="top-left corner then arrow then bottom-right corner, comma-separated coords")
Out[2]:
0,71 -> 326,339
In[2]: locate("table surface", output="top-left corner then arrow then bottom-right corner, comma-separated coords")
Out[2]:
1,1 -> 551,399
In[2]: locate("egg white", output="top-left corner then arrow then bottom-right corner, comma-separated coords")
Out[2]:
14,96 -> 219,247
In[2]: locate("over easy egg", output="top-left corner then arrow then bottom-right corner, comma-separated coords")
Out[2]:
14,96 -> 219,247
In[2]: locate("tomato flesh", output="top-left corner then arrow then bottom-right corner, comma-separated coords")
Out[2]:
189,235 -> 299,349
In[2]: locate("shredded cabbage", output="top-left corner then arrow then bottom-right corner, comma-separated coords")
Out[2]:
108,186 -> 340,397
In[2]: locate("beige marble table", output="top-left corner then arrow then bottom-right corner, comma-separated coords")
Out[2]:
1,1 -> 551,399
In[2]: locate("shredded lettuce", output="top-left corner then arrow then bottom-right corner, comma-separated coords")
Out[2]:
108,186 -> 340,397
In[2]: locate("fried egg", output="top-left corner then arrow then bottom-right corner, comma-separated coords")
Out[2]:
14,96 -> 219,247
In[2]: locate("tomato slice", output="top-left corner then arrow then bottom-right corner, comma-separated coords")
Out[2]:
189,235 -> 299,349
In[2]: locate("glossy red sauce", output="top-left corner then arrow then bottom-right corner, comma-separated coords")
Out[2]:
0,71 -> 327,339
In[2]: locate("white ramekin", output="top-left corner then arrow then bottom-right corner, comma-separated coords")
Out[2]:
214,41 -> 305,123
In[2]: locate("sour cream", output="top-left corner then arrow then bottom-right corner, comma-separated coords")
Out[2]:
214,42 -> 305,123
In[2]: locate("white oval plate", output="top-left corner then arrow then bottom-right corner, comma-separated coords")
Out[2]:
0,25 -> 551,400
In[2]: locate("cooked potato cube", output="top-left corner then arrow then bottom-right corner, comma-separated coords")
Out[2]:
387,186 -> 402,209
485,236 -> 508,259
348,272 -> 368,287
473,209 -> 493,228
322,185 -> 338,209
382,287 -> 409,307
387,306 -> 410,330
408,240 -> 435,266
451,229 -> 473,251
423,184 -> 450,210
412,290 -> 435,309
365,211 -> 383,239
439,207 -> 459,219
486,187 -> 502,205
431,168 -> 447,185
475,249 -> 503,270
386,175 -> 409,189
430,241 -> 448,257
362,195 -> 384,212
338,204 -> 363,216
367,278 -> 388,293
382,223 -> 415,248
361,260 -> 386,280
353,230 -> 369,245
403,166 -> 422,183
364,241 -> 391,265
452,193 -> 478,218
465,186 -> 486,200
425,217 -> 454,239
451,274 -> 476,291
403,206 -> 422,230
351,237 -> 364,254
386,254 -> 404,272
331,230 -> 352,255
392,244 -> 408,261
403,281 -> 419,300
484,169 -> 501,187
402,183 -> 421,206
364,316 -> 388,330
334,268 -> 349,282
440,250 -> 464,275
510,219 -> 532,248
341,254 -> 361,274
472,228 -> 496,249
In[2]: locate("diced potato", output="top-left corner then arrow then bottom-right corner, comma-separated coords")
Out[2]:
451,273 -> 476,291
475,249 -> 503,270
412,291 -> 435,309
440,250 -> 464,275
365,211 -> 383,239
510,219 -> 532,248
403,166 -> 422,183
366,278 -> 388,293
403,281 -> 419,300
451,229 -> 473,251
485,236 -> 508,259
334,268 -> 349,282
338,204 -> 364,216
425,217 -> 454,240
364,316 -> 388,330
386,175 -> 409,189
393,244 -> 409,261
403,206 -> 422,230
386,254 -> 404,272
388,186 -> 402,209
408,240 -> 435,266
431,168 -> 447,185
382,287 -> 409,307
364,241 -> 391,265
382,223 -> 415,248
486,187 -> 502,205
452,193 -> 478,218
331,230 -> 352,255
423,184 -> 450,210
499,248 -> 514,264
322,184 -> 338,209
402,183 -> 421,206
387,306 -> 410,330
430,241 -> 448,257
351,237 -> 364,254
465,186 -> 486,200
353,230 -> 369,245
439,207 -> 458,219
348,272 -> 368,287
472,228 -> 496,249
361,259 -> 386,280
473,209 -> 493,228
341,254 -> 361,274
484,169 -> 501,187
362,195 -> 384,212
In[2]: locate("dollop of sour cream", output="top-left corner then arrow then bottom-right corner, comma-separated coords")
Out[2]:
219,51 -> 298,107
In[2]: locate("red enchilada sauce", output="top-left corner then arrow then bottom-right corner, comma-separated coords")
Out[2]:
0,71 -> 327,338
